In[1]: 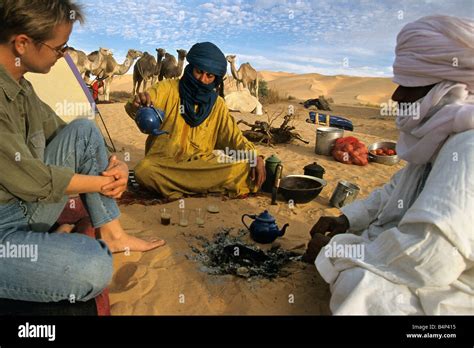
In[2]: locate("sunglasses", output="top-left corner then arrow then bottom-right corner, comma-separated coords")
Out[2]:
10,37 -> 69,57
38,41 -> 69,56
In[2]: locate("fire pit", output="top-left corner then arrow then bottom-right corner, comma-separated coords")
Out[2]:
186,228 -> 302,279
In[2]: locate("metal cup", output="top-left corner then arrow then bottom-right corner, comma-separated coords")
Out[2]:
329,180 -> 360,208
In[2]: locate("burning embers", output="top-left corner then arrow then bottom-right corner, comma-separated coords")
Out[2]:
186,228 -> 301,279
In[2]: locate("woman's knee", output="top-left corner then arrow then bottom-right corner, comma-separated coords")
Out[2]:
66,118 -> 102,141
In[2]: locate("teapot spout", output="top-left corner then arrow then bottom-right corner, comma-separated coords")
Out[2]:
278,223 -> 289,237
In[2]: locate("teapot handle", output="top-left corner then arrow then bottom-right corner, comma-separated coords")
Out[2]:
241,214 -> 256,230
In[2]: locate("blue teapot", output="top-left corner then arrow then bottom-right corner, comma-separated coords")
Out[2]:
135,105 -> 168,136
242,210 -> 289,244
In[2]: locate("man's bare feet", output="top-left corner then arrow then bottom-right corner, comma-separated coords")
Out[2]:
98,219 -> 166,253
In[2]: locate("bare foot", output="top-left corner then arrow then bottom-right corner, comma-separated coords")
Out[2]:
100,233 -> 166,253
56,224 -> 75,233
98,219 -> 166,253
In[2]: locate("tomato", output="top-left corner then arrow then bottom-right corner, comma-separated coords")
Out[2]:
375,149 -> 384,156
386,149 -> 395,156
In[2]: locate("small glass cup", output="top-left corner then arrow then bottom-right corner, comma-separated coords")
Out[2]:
195,208 -> 206,227
178,208 -> 189,227
160,208 -> 172,226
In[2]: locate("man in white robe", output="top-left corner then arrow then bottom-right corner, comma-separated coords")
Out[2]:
304,15 -> 474,315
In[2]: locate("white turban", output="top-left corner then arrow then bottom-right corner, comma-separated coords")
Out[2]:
393,15 -> 474,91
393,15 -> 474,164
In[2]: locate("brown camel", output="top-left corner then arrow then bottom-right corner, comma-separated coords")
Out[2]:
159,49 -> 187,80
226,54 -> 259,99
66,47 -> 111,80
133,48 -> 166,95
87,49 -> 143,101
152,48 -> 166,85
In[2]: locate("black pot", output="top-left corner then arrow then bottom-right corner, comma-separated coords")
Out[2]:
278,175 -> 327,204
303,162 -> 325,179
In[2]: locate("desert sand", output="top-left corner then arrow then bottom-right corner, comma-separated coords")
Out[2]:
262,72 -> 397,106
98,73 -> 403,315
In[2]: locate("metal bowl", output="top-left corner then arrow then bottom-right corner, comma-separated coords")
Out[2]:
278,175 -> 327,203
368,141 -> 400,166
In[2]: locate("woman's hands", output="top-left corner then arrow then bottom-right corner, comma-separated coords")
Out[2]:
101,155 -> 129,199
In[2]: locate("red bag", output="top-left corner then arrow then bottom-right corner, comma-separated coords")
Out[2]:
332,136 -> 368,166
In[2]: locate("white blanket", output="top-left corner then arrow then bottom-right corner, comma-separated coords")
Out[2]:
316,129 -> 474,314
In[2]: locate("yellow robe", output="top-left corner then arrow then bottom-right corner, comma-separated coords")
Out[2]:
125,79 -> 258,199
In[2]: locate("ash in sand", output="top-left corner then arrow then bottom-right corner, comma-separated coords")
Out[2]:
186,228 -> 301,279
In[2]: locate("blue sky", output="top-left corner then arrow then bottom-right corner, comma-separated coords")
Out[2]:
70,0 -> 474,77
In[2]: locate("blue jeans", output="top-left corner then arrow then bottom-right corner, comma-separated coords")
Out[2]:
0,119 -> 118,302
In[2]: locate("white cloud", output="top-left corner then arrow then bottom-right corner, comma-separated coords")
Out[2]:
71,0 -> 473,77
233,53 -> 392,77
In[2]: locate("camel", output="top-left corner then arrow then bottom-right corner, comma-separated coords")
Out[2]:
87,49 -> 143,101
153,48 -> 166,85
66,47 -> 112,80
133,52 -> 154,95
159,49 -> 187,80
226,55 -> 259,99
132,48 -> 166,95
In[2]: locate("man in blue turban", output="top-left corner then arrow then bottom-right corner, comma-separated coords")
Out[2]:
179,42 -> 227,127
126,42 -> 266,199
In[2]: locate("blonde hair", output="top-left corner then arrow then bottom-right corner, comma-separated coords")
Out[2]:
0,0 -> 84,44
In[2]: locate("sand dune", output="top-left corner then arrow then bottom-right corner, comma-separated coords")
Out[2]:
258,70 -> 296,82
109,74 -> 134,94
265,73 -> 397,106
110,70 -> 397,107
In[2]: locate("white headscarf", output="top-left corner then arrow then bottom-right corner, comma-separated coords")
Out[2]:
393,15 -> 474,164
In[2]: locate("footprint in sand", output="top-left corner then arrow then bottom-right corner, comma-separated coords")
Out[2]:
110,300 -> 133,315
149,245 -> 173,268
110,263 -> 148,293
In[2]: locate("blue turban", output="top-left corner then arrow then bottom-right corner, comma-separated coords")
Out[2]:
186,42 -> 227,77
179,42 -> 227,127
